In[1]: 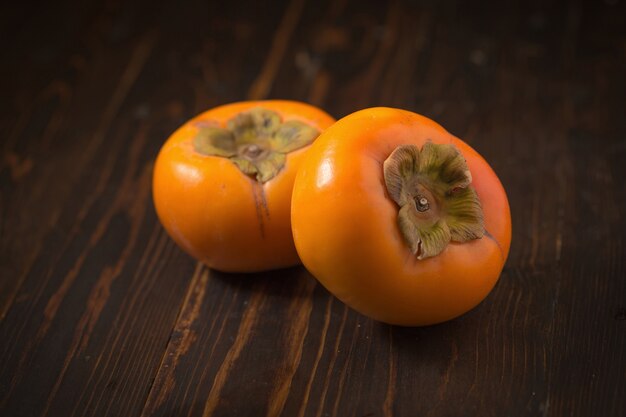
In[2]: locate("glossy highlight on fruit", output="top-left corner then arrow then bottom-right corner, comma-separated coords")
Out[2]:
291,107 -> 511,326
153,100 -> 335,272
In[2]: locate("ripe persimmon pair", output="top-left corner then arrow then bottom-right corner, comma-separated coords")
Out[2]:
153,100 -> 511,326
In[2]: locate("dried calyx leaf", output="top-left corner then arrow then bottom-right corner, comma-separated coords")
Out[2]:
192,107 -> 320,183
270,121 -> 320,153
384,141 -> 484,259
227,108 -> 281,143
193,127 -> 236,157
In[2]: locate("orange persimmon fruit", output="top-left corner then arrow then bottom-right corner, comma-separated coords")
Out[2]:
153,100 -> 335,272
292,107 -> 511,326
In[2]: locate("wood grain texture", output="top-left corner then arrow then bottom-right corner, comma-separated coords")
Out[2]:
1,0 -> 625,416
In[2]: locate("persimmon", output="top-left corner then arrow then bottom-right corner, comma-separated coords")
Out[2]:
153,100 -> 335,272
291,107 -> 511,326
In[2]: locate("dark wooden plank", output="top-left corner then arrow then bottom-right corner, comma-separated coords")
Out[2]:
0,15 -> 197,414
0,0 -> 107,321
544,3 -> 626,414
0,0 -> 286,416
1,0 -> 625,416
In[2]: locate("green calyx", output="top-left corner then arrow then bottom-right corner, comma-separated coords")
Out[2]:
192,107 -> 320,183
383,141 -> 484,259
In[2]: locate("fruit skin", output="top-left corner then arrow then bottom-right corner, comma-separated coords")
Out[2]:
153,100 -> 335,273
291,107 -> 511,326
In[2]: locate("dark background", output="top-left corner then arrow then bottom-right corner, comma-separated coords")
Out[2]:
1,0 -> 625,416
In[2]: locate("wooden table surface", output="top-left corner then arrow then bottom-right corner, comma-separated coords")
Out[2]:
2,1 -> 625,416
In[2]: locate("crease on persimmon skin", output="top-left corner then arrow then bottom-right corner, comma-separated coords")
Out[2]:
483,230 -> 506,262
250,182 -> 267,239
